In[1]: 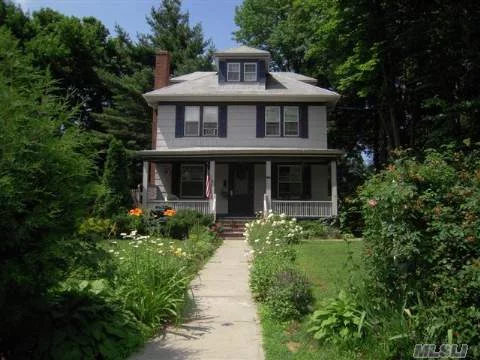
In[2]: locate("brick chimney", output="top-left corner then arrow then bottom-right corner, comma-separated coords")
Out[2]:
154,50 -> 171,90
150,50 -> 171,184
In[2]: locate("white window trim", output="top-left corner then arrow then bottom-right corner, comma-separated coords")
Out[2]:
265,106 -> 281,137
202,106 -> 218,136
244,62 -> 257,82
227,62 -> 240,82
184,106 -> 200,137
278,165 -> 303,199
283,106 -> 299,137
180,164 -> 205,199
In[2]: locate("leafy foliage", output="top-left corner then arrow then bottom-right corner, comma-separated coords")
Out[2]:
265,269 -> 314,321
360,145 -> 480,356
0,28 -> 95,351
141,0 -> 214,76
246,213 -> 314,321
308,290 -> 368,344
95,138 -> 132,216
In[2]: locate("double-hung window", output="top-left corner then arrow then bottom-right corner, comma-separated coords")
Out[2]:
180,164 -> 204,198
265,106 -> 281,136
278,165 -> 303,199
244,63 -> 257,82
184,106 -> 200,136
203,106 -> 218,136
227,63 -> 240,81
284,106 -> 299,136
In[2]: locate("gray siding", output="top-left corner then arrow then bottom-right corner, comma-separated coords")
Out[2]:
154,163 -> 172,199
156,105 -> 328,149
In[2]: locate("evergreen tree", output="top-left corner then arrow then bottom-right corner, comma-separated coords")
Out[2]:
95,138 -> 132,216
141,0 -> 214,75
0,27 -> 95,348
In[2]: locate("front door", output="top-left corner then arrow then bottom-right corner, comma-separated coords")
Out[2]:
228,163 -> 254,216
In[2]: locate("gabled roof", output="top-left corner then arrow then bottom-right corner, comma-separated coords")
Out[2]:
144,72 -> 340,104
214,45 -> 271,59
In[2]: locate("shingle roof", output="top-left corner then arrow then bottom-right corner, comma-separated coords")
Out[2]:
144,72 -> 340,104
214,45 -> 271,58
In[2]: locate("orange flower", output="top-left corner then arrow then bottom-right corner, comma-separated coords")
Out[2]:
128,208 -> 143,216
163,209 -> 176,217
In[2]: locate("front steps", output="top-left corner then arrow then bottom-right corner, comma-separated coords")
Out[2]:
216,217 -> 253,239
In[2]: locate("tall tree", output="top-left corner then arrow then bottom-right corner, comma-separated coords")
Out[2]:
235,0 -> 480,166
141,0 -> 214,75
0,27 -> 95,348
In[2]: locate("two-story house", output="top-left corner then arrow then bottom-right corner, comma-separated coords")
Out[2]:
137,46 -> 342,219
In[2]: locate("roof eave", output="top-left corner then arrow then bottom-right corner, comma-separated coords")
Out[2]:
143,93 -> 341,106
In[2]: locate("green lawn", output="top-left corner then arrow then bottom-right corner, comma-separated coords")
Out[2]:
260,240 -> 365,360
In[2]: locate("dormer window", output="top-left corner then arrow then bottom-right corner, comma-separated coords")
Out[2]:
244,63 -> 257,82
227,63 -> 240,81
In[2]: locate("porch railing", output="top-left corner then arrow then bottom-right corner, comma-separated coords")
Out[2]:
271,200 -> 333,218
148,199 -> 210,215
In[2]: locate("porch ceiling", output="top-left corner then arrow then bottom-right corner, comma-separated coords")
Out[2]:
136,147 -> 343,160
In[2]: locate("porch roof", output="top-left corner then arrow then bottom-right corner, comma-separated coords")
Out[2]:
136,147 -> 344,160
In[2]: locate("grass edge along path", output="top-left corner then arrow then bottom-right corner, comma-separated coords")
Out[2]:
259,240 -> 363,360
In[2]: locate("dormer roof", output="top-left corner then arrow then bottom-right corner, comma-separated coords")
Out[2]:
214,45 -> 271,61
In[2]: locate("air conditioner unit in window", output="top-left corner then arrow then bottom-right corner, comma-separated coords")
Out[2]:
203,128 -> 218,136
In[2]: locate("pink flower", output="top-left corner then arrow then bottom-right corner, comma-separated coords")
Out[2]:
368,199 -> 378,207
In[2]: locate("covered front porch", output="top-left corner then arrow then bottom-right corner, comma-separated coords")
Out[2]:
137,148 -> 341,219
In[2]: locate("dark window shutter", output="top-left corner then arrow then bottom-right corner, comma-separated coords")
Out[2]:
256,105 -> 265,138
258,60 -> 266,82
218,60 -> 227,83
175,105 -> 184,137
218,105 -> 227,137
271,163 -> 278,199
171,163 -> 181,197
299,105 -> 308,138
303,164 -> 311,199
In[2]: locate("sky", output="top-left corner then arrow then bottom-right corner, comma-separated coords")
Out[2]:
12,0 -> 243,50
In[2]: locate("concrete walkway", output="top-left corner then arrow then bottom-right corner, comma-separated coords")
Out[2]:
131,240 -> 264,360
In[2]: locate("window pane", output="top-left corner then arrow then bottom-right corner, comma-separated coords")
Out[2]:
203,106 -> 218,123
181,182 -> 204,197
185,122 -> 199,136
265,106 -> 280,123
185,106 -> 200,122
244,63 -> 257,81
244,63 -> 256,72
284,106 -> 298,122
266,122 -> 280,136
227,63 -> 240,71
227,63 -> 240,81
285,121 -> 298,136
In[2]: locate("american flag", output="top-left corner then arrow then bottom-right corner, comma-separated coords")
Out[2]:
205,174 -> 212,199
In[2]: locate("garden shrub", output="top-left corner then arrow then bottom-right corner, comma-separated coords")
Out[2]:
245,212 -> 313,321
250,254 -> 291,301
359,145 -> 480,355
265,268 -> 314,321
301,219 -> 343,239
165,209 -> 213,240
95,138 -> 132,217
308,290 -> 369,344
0,29 -> 96,353
78,217 -> 114,241
10,288 -> 146,359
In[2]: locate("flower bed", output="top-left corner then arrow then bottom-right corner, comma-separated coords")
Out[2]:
245,212 -> 313,321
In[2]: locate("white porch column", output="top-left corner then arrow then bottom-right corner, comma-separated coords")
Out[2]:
142,160 -> 149,208
209,160 -> 216,216
330,160 -> 338,216
265,160 -> 272,214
